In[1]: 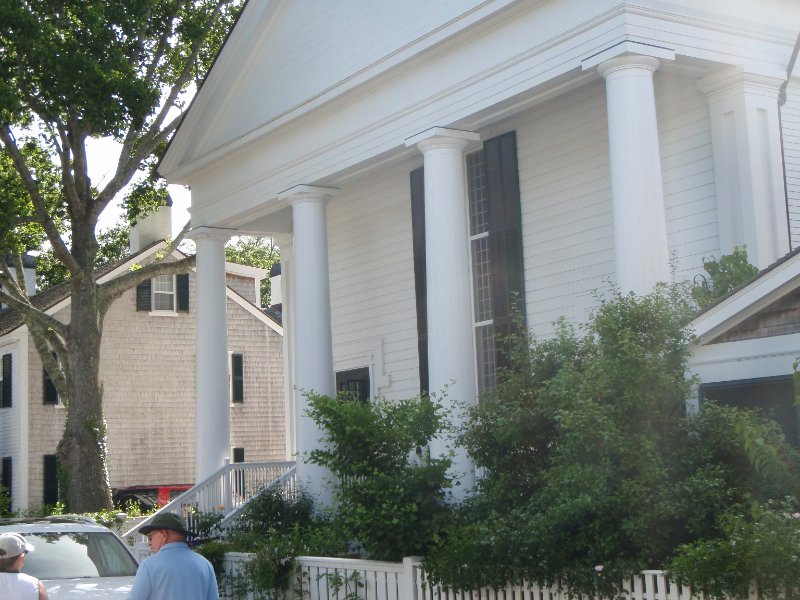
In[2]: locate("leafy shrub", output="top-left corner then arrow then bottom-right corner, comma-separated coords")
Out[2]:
425,284 -> 800,597
306,392 -> 454,560
692,247 -> 759,308
669,500 -> 800,599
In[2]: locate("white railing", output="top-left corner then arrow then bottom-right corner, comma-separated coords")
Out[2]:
122,460 -> 296,541
219,555 -> 760,600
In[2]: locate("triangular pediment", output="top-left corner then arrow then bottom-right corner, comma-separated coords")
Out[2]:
692,249 -> 800,345
161,0 -> 492,177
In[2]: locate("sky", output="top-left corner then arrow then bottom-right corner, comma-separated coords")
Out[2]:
87,136 -> 191,238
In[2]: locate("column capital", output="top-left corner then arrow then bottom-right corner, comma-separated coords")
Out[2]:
697,64 -> 785,100
405,127 -> 480,152
278,184 -> 340,205
188,226 -> 235,243
598,55 -> 660,79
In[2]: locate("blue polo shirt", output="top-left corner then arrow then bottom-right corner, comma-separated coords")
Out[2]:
129,542 -> 219,600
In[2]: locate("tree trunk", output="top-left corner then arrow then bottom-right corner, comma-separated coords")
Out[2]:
57,270 -> 113,512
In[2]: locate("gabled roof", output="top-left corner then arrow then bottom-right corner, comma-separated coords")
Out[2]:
0,243 -> 278,338
0,241 -> 170,337
691,246 -> 800,344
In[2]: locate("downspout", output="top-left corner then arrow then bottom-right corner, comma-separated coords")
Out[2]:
779,31 -> 800,250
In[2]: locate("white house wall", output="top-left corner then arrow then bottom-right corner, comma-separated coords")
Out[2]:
327,157 -> 422,400
323,66 -> 727,388
784,76 -> 800,248
0,338 -> 27,510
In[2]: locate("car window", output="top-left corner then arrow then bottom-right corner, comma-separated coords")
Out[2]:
20,531 -> 138,579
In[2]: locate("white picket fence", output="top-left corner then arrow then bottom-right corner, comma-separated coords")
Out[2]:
219,554 -> 759,600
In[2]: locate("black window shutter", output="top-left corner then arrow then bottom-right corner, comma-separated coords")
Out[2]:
484,131 -> 525,371
43,455 -> 59,505
232,447 -> 245,463
176,273 -> 190,312
410,166 -> 429,395
1,457 -> 11,499
231,353 -> 244,403
43,365 -> 58,405
1,354 -> 11,408
136,280 -> 152,311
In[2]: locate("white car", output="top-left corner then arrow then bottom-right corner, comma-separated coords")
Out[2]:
0,515 -> 138,598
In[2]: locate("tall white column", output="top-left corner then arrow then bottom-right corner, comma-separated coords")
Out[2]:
698,66 -> 789,269
278,185 -> 338,504
192,227 -> 233,482
599,55 -> 670,295
406,127 -> 480,497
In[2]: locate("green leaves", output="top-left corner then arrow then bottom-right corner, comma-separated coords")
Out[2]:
306,392 -> 454,560
692,247 -> 760,309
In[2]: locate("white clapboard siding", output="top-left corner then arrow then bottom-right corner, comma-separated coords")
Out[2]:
783,76 -> 800,249
655,70 -> 720,281
327,157 -> 423,400
512,78 -> 616,338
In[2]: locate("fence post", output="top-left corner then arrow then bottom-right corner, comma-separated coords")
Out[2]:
223,457 -> 233,514
401,556 -> 422,600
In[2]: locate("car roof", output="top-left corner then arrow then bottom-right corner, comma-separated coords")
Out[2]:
0,515 -> 113,534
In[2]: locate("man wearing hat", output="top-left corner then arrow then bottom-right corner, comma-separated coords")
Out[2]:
0,532 -> 49,599
129,512 -> 219,600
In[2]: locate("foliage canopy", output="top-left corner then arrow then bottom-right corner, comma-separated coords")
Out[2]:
0,0 -> 243,511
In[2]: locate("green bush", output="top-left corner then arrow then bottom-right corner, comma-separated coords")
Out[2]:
424,284 -> 800,597
692,247 -> 759,308
306,391 -> 454,560
669,500 -> 800,599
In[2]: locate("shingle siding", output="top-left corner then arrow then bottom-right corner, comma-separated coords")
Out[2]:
23,266 -> 284,506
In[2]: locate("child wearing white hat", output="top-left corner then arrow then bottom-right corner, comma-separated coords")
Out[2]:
0,533 -> 49,599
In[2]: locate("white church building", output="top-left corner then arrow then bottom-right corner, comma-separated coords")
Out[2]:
157,0 -> 800,497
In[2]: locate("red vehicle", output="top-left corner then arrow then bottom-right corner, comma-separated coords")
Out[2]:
113,484 -> 192,511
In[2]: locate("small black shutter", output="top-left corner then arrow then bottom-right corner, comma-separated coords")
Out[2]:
176,273 -> 190,312
484,131 -> 525,371
1,457 -> 11,500
410,166 -> 429,395
43,366 -> 58,405
1,354 -> 11,408
43,455 -> 59,505
232,447 -> 245,463
136,280 -> 152,311
231,354 -> 244,403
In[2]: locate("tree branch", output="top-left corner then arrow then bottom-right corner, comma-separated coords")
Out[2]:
0,125 -> 79,275
98,253 -> 196,311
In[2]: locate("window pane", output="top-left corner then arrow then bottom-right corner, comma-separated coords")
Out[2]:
152,275 -> 175,311
21,532 -> 138,579
475,325 -> 496,392
472,237 -> 493,322
467,150 -> 489,236
152,275 -> 174,293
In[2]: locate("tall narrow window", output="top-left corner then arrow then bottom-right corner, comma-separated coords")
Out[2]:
231,353 -> 244,403
410,132 -> 525,396
466,131 -> 525,392
43,455 -> 59,505
1,353 -> 11,408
